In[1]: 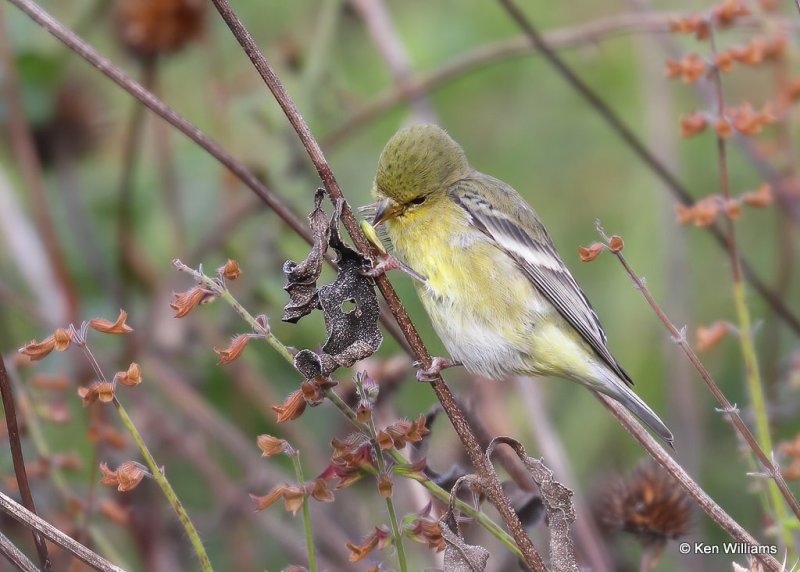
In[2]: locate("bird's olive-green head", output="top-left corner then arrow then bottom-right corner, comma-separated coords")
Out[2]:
372,124 -> 471,224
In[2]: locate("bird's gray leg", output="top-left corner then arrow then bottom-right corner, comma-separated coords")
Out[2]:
414,357 -> 462,382
362,253 -> 427,284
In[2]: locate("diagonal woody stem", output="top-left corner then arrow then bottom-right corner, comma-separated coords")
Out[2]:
206,1 -> 545,568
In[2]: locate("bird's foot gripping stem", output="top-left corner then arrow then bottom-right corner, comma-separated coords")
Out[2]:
362,253 -> 427,284
414,357 -> 461,382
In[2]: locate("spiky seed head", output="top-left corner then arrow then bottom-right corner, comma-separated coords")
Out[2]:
375,124 -> 471,204
600,462 -> 692,546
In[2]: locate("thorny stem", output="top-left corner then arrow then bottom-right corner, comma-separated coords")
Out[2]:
706,28 -> 793,555
290,454 -> 318,572
173,261 -> 525,560
207,3 -> 543,567
356,377 -> 408,572
595,223 -> 800,536
113,398 -> 212,571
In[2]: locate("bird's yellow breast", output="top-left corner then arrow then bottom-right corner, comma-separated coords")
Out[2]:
384,201 -> 547,377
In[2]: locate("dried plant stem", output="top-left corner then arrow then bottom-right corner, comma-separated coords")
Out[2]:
706,29 -> 793,555
290,454 -> 318,572
356,377 -> 408,572
173,261 -> 525,561
207,3 -> 543,568
0,356 -> 50,569
3,362 -> 128,567
0,530 -> 38,572
596,225 -> 800,523
598,395 -> 781,571
113,398 -> 212,571
0,491 -> 123,572
494,0 -> 800,336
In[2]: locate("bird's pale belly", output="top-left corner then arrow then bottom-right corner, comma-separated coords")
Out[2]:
406,238 -> 551,379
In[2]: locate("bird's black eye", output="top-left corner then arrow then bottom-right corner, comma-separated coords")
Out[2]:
410,195 -> 427,205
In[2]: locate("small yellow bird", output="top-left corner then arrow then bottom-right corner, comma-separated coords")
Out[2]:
369,124 -> 673,445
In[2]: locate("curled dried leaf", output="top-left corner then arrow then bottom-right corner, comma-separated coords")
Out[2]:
89,310 -> 134,334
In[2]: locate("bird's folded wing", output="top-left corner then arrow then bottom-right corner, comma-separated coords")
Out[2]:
451,178 -> 633,386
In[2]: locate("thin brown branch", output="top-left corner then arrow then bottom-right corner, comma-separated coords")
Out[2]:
0,355 -> 51,570
597,394 -> 781,571
0,491 -> 123,572
594,225 -> 800,524
207,1 -> 544,569
0,531 -> 38,572
495,0 -> 800,336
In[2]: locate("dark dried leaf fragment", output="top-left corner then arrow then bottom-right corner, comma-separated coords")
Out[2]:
286,195 -> 382,377
282,190 -> 330,323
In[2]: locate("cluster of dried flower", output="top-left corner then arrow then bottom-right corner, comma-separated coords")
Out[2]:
675,184 -> 774,227
578,234 -> 624,262
680,104 -> 775,139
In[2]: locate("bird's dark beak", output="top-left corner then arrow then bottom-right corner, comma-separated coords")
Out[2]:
372,198 -> 403,225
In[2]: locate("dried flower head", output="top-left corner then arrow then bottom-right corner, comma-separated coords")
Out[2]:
346,526 -> 392,562
78,382 -> 115,406
696,321 -> 730,351
601,462 -> 691,545
712,0 -> 750,26
114,0 -> 205,59
32,82 -> 101,166
218,259 -> 241,281
680,112 -> 708,138
665,54 -> 706,83
272,389 -> 307,423
20,337 -> 57,361
250,483 -> 305,514
257,434 -> 291,458
89,310 -> 134,334
214,334 -> 250,365
116,362 -> 142,387
99,461 -> 146,492
578,242 -> 604,262
170,287 -> 217,318
669,16 -> 709,40
741,183 -> 774,208
407,514 -> 445,552
306,478 -> 335,503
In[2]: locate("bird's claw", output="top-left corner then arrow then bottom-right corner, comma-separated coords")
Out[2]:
415,357 -> 461,382
361,253 -> 427,284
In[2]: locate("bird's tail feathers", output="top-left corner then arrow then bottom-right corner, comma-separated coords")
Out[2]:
600,375 -> 674,446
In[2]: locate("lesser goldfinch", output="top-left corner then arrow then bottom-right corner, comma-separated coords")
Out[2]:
369,124 -> 673,445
